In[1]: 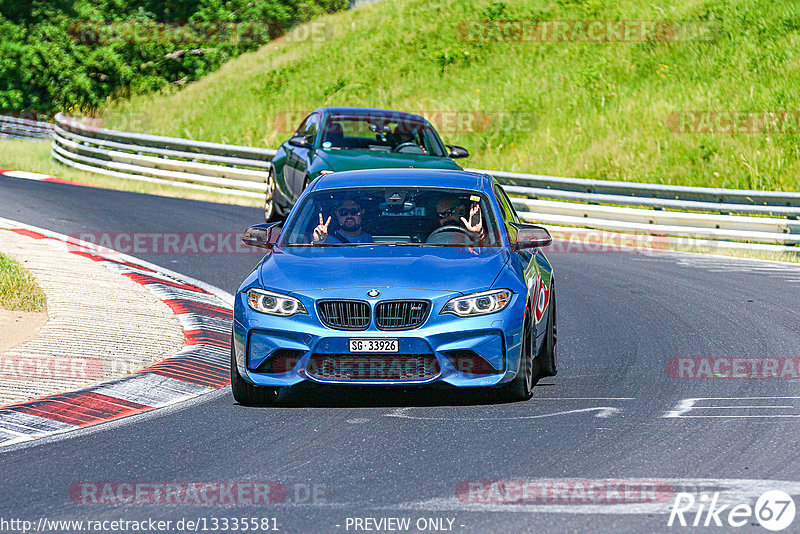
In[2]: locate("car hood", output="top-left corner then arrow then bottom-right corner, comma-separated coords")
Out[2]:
258,246 -> 510,294
314,149 -> 462,173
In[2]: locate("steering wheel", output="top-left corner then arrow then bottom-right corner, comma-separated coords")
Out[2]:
392,142 -> 423,153
426,225 -> 477,245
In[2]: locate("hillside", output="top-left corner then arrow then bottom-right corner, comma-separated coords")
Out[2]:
102,0 -> 800,190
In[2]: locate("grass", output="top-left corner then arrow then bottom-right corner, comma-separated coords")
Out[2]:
0,251 -> 47,312
0,139 -> 260,207
97,0 -> 800,191
673,245 -> 800,263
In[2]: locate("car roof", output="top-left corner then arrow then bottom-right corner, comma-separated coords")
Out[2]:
313,106 -> 428,123
311,169 -> 494,194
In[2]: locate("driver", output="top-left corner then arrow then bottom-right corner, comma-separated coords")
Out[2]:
312,199 -> 373,244
390,121 -> 425,153
434,196 -> 485,243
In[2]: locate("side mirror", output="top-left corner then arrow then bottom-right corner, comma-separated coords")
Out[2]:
447,145 -> 469,159
242,223 -> 282,250
510,223 -> 552,249
288,135 -> 313,148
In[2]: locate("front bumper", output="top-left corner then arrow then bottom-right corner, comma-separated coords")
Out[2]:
233,287 -> 530,388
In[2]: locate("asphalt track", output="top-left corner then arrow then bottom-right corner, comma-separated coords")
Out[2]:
2,175 -> 800,533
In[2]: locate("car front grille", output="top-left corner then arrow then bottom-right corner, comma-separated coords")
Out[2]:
307,354 -> 439,381
317,300 -> 370,330
375,300 -> 430,330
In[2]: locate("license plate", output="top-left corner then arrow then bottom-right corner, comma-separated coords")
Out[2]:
349,338 -> 399,353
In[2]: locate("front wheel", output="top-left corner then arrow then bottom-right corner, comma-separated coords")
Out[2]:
500,312 -> 536,402
264,168 -> 278,222
230,334 -> 279,406
536,283 -> 557,378
265,168 -> 288,222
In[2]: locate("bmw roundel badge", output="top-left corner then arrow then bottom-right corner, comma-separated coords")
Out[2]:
367,289 -> 380,297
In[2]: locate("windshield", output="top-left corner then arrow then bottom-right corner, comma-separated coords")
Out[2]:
281,187 -> 501,247
319,115 -> 447,157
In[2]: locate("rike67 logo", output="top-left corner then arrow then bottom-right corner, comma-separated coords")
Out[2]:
669,490 -> 796,531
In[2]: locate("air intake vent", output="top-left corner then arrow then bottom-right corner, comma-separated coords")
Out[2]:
317,300 -> 370,330
307,354 -> 439,380
251,349 -> 305,373
375,300 -> 430,330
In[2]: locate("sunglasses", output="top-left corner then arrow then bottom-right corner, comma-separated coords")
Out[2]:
336,208 -> 362,217
437,208 -> 458,218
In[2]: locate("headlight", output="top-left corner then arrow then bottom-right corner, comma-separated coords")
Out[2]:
440,289 -> 513,317
247,288 -> 307,317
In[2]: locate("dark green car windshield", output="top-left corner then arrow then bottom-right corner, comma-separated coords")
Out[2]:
319,115 -> 447,157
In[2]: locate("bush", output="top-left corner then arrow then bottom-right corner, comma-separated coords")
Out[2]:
0,0 -> 347,116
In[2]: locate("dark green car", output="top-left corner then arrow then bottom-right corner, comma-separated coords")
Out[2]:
265,106 -> 469,220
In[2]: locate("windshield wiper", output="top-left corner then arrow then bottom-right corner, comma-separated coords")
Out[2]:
289,242 -> 444,247
312,242 -> 378,247
285,243 -> 336,247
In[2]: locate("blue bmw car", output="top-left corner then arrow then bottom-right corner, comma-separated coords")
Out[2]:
232,169 -> 556,404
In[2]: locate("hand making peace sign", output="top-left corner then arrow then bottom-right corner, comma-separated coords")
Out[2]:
312,212 -> 332,243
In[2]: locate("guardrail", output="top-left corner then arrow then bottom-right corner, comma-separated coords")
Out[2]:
42,114 -> 800,251
475,168 -> 800,208
51,113 -> 275,198
0,115 -> 54,140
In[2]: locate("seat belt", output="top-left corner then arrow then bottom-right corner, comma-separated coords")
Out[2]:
333,231 -> 351,244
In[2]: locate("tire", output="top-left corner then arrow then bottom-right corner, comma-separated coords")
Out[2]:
264,168 -> 279,222
230,334 -> 279,406
273,199 -> 287,219
536,282 -> 557,378
500,311 -> 536,402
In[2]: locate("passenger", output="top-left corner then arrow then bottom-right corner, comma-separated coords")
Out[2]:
312,199 -> 373,244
